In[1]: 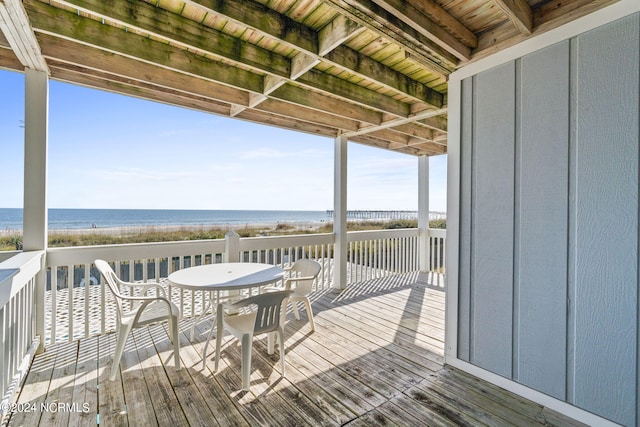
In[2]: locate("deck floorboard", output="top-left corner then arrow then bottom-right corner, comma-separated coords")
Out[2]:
9,273 -> 584,426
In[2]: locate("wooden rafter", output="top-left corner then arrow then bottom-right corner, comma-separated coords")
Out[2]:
0,0 -> 47,71
321,0 -> 459,75
0,0 -> 618,157
342,108 -> 447,138
371,0 -> 475,60
177,0 -> 443,105
26,1 -> 420,120
493,0 -> 533,35
234,13 -> 363,117
318,14 -> 365,56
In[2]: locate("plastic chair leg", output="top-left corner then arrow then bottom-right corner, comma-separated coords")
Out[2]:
241,333 -> 253,391
278,327 -> 286,377
302,298 -> 315,332
267,331 -> 275,354
110,323 -> 133,381
291,300 -> 301,320
170,316 -> 181,370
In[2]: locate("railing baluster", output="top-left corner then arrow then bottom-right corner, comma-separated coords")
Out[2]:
40,229 -> 444,342
51,265 -> 57,345
84,263 -> 90,339
0,306 -> 5,397
68,264 -> 74,342
100,269 -> 106,336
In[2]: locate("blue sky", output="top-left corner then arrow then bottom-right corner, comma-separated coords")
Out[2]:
0,69 -> 446,211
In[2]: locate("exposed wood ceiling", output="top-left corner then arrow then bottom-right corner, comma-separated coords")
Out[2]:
0,0 -> 619,156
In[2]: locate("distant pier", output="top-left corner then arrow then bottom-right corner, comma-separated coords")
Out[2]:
326,210 -> 446,221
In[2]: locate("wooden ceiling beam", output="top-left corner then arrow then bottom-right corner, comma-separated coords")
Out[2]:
0,0 -> 47,71
493,0 -> 533,35
321,0 -> 458,74
50,64 -> 350,141
318,14 -> 365,56
256,99 -> 361,132
36,32 -> 384,128
234,13 -> 362,117
350,134 -> 438,156
27,3 -> 265,90
180,0 -> 442,105
290,53 -> 321,80
270,82 -> 381,124
50,65 -> 234,114
343,107 -> 447,138
37,34 -> 250,105
390,122 -> 437,141
26,1 -> 408,119
371,0 -> 475,60
395,0 -> 477,48
233,108 -> 340,139
473,0 -> 618,61
391,139 -> 446,154
48,55 -> 363,133
418,115 -> 448,133
0,45 -> 23,70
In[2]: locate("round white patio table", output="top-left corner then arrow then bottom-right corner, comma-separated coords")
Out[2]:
167,262 -> 285,371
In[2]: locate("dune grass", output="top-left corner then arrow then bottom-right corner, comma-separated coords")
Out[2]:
1,219 -> 446,251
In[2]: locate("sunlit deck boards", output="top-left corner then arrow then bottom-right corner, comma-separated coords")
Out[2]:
8,272 -> 583,426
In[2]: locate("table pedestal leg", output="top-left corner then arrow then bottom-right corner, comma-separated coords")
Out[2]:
214,304 -> 224,371
202,302 -> 223,370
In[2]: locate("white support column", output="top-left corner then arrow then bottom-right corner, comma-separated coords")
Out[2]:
224,230 -> 240,263
418,155 -> 430,272
333,134 -> 348,289
23,68 -> 49,352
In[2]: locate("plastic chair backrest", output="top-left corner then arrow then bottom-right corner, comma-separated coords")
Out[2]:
287,259 -> 321,296
95,259 -> 128,320
232,290 -> 292,335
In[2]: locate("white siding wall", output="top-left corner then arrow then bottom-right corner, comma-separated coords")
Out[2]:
454,13 -> 639,427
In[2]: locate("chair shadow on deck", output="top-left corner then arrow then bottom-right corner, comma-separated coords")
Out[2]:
9,271 -> 583,426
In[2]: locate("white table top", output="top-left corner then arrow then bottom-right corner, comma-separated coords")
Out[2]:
167,262 -> 284,291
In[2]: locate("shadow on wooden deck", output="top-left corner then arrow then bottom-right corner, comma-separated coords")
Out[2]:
8,272 -> 584,426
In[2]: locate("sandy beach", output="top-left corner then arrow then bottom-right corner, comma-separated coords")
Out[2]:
1,221 -> 329,236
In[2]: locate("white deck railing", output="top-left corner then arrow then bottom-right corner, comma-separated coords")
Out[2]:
429,228 -> 447,273
0,251 -> 43,421
40,228 -> 445,345
347,228 -> 419,282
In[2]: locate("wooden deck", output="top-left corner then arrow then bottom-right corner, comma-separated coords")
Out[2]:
8,272 -> 584,427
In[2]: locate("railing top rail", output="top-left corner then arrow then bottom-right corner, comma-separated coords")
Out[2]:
46,239 -> 226,266
0,250 -> 44,307
238,233 -> 334,250
347,228 -> 420,241
429,228 -> 447,238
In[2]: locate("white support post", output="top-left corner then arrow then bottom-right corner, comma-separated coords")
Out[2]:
23,68 -> 49,352
224,230 -> 240,263
333,134 -> 348,289
418,155 -> 430,272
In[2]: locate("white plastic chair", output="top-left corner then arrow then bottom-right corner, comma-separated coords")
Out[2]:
95,259 -> 181,381
214,290 -> 292,391
267,259 -> 321,332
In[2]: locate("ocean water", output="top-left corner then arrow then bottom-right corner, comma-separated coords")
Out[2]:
0,208 -> 328,231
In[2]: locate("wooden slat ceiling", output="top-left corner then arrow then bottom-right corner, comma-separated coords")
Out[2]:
0,0 -> 619,156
